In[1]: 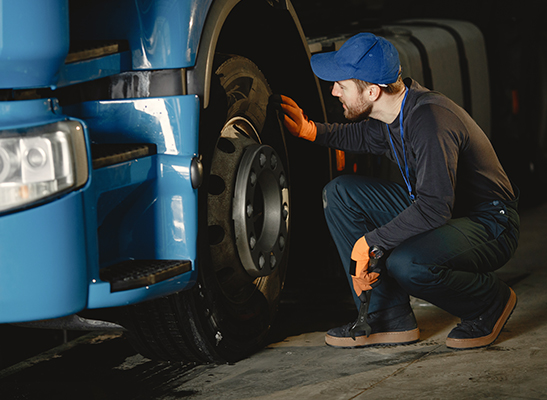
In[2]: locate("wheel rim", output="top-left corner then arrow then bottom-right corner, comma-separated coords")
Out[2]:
207,116 -> 290,302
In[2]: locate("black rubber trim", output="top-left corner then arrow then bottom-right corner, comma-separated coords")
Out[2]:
55,68 -> 185,106
91,143 -> 157,169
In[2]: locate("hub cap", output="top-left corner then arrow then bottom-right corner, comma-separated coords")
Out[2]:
233,144 -> 289,277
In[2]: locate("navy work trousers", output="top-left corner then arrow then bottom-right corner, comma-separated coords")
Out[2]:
322,175 -> 520,320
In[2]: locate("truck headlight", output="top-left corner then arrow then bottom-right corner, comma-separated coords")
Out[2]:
0,120 -> 88,213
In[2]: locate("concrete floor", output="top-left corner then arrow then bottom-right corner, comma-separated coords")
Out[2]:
1,201 -> 546,399
170,201 -> 547,400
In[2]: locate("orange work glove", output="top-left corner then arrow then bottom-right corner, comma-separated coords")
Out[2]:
349,237 -> 380,296
270,95 -> 317,141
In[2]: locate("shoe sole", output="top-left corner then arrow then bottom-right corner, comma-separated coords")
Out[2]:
446,287 -> 517,350
325,328 -> 420,348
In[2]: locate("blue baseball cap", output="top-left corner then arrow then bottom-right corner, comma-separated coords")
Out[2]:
310,33 -> 400,85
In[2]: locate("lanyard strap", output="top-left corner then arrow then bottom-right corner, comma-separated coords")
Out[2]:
387,89 -> 415,202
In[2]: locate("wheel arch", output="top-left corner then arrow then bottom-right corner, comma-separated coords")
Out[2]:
187,0 -> 327,123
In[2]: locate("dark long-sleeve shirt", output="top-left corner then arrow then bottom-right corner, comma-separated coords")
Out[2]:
314,79 -> 515,250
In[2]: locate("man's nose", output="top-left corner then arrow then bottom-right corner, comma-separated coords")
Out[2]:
331,84 -> 341,97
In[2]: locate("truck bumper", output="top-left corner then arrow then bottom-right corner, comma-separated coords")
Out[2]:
77,94 -> 200,309
0,95 -> 200,322
0,193 -> 88,323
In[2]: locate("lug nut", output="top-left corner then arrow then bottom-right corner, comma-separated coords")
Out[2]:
279,173 -> 286,188
270,154 -> 278,170
279,235 -> 285,250
250,170 -> 257,186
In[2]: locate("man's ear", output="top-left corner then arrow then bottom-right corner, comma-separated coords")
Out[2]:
368,84 -> 382,102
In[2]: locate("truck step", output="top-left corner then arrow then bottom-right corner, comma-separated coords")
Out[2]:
66,40 -> 129,64
91,143 -> 157,169
100,260 -> 192,292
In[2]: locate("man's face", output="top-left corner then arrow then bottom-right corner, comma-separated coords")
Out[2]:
331,79 -> 372,121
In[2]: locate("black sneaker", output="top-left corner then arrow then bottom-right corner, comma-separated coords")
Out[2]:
325,303 -> 420,348
446,285 -> 517,350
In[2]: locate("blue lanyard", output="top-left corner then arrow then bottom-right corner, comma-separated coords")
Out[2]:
387,89 -> 415,202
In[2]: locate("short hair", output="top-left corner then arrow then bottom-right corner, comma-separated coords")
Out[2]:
352,75 -> 405,95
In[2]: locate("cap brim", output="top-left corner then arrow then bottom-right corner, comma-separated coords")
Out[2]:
310,52 -> 353,82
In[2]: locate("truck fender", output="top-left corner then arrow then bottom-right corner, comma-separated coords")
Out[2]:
187,0 -> 326,122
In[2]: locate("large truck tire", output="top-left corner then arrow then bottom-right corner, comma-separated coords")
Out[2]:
122,55 -> 290,363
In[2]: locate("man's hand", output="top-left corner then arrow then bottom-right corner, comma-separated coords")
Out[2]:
350,237 -> 380,296
270,95 -> 317,141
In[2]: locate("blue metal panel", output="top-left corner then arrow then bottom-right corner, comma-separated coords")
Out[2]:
0,0 -> 69,89
90,155 -> 198,265
86,154 -> 199,309
93,156 -> 157,231
63,95 -> 200,156
154,153 -> 198,262
0,99 -> 62,130
65,95 -> 201,308
69,0 -> 214,70
0,192 -> 88,323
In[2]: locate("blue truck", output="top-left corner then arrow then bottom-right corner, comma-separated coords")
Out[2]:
1,0 -> 545,364
1,0 -> 331,363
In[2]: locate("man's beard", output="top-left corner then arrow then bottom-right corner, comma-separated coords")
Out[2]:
343,100 -> 372,122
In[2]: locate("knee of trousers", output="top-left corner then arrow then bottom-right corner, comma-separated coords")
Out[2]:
385,248 -> 436,293
322,175 -> 368,211
323,175 -> 348,212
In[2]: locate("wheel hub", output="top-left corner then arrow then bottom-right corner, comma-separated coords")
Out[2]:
233,144 -> 289,277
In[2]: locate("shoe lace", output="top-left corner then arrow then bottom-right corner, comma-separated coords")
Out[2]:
456,316 -> 484,333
